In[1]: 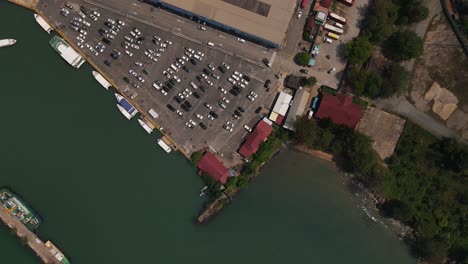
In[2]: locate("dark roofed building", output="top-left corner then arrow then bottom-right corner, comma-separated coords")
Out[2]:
315,93 -> 363,129
197,152 -> 229,184
284,75 -> 302,89
239,120 -> 273,158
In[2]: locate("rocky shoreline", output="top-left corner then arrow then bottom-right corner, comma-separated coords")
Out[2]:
292,143 -> 417,241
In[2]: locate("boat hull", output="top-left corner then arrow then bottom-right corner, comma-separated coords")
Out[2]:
0,39 -> 16,48
92,71 -> 111,90
117,104 -> 132,120
0,188 -> 42,231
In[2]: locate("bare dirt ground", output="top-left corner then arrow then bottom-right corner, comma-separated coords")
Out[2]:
411,13 -> 468,140
356,107 -> 406,160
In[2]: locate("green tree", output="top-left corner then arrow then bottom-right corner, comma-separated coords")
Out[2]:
364,71 -> 382,98
300,76 -> 317,87
295,52 -> 311,66
395,0 -> 429,24
380,63 -> 410,97
302,31 -> 310,41
236,175 -> 249,189
345,37 -> 374,65
191,151 -> 204,166
381,199 -> 413,222
361,0 -> 399,43
346,67 -> 367,95
382,30 -> 423,61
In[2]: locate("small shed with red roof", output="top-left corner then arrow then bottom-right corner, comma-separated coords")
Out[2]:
315,93 -> 363,129
319,0 -> 333,8
197,152 -> 229,184
239,120 -> 273,158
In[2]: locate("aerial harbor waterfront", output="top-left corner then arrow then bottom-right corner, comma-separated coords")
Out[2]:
3,0 -> 468,262
0,1 -> 417,262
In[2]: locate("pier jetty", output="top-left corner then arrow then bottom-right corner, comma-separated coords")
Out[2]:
0,208 -> 61,264
8,0 -> 38,9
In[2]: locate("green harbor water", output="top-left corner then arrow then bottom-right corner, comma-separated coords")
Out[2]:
0,2 -> 416,263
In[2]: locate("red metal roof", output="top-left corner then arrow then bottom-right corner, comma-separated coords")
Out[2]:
274,114 -> 285,125
319,0 -> 333,8
197,152 -> 229,184
305,16 -> 315,32
315,93 -> 363,129
239,120 -> 273,158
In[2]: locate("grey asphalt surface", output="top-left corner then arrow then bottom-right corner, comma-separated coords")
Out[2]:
87,0 -> 274,66
37,0 -> 278,166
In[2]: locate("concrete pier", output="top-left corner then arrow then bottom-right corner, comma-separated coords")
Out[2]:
0,209 -> 61,264
8,0 -> 38,9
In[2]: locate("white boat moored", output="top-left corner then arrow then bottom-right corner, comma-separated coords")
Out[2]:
116,104 -> 132,120
34,14 -> 53,34
92,71 -> 111,90
138,118 -> 154,134
157,138 -> 172,153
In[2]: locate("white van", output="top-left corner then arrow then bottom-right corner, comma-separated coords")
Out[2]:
148,108 -> 159,119
334,22 -> 344,29
170,64 -> 178,72
152,82 -> 161,90
323,37 -> 333,44
190,81 -> 198,89
206,41 -> 214,47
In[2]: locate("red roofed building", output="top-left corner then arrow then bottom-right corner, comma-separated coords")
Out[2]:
319,0 -> 333,8
197,152 -> 229,184
315,93 -> 363,129
239,120 -> 273,158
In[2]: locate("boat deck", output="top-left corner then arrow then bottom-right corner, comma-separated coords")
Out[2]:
0,208 -> 62,264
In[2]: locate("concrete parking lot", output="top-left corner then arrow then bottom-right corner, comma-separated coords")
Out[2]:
273,0 -> 369,89
37,0 -> 277,166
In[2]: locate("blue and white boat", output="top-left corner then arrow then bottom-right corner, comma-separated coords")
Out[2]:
115,93 -> 138,119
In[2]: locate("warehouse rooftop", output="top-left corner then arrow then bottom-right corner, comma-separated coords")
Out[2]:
159,0 -> 296,46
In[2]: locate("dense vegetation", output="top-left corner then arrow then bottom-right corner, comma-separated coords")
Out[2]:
299,76 -> 317,87
230,127 -> 289,189
344,0 -> 423,98
345,37 -> 374,65
382,30 -> 424,61
455,0 -> 468,36
295,117 -> 468,263
361,0 -> 428,43
394,0 -> 429,25
295,117 -> 382,181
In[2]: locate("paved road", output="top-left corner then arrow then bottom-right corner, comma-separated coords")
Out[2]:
374,96 -> 458,138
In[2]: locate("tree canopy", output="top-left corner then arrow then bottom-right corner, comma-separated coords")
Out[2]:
346,69 -> 383,98
382,30 -> 423,61
345,37 -> 374,65
361,0 -> 399,43
295,52 -> 311,66
380,63 -> 410,97
394,0 -> 429,25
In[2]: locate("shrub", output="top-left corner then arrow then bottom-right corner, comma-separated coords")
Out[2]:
295,52 -> 311,66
